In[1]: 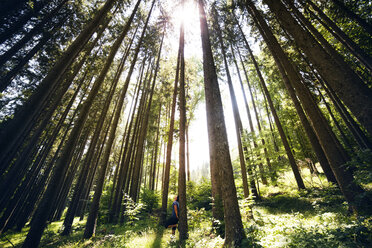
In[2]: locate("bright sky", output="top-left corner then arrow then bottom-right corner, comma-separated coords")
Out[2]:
163,0 -> 254,173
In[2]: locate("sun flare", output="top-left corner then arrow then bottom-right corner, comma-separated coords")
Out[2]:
170,0 -> 199,29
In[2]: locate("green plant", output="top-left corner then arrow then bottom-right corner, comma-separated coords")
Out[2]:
140,187 -> 159,213
123,194 -> 144,225
186,178 -> 212,210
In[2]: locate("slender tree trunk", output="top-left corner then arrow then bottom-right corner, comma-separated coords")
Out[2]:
232,48 -> 260,200
84,0 -> 149,238
21,1 -> 140,246
319,78 -> 372,150
110,61 -> 145,222
264,0 -> 372,136
243,2 -> 306,190
213,8 -> 250,198
237,49 -> 268,185
303,0 -> 372,73
198,0 -> 245,245
61,43 -> 130,235
129,12 -> 162,203
186,124 -> 191,182
331,0 -> 372,35
318,88 -> 353,151
160,48 -> 180,225
246,0 -> 364,213
150,107 -> 161,191
178,13 -> 188,240
0,0 -> 117,172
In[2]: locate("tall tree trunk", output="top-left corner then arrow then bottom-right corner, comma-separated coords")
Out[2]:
150,106 -> 162,191
232,48 -> 260,200
198,0 -> 245,245
84,0 -> 150,238
303,0 -> 372,73
331,0 -> 372,35
243,2 -> 306,190
109,62 -> 144,222
0,0 -> 117,172
319,78 -> 372,150
246,0 -> 364,213
237,49 -> 268,185
160,48 -> 180,225
21,1 -> 140,246
264,0 -> 372,136
238,21 -> 337,185
178,13 -> 189,240
129,10 -> 162,202
61,40 -> 131,235
186,124 -> 191,182
214,7 -> 250,198
318,88 -> 353,151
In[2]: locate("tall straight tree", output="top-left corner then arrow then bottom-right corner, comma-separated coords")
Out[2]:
0,0 -> 118,167
198,0 -> 245,246
83,0 -> 154,238
234,15 -> 336,185
160,49 -> 180,225
61,26 -> 137,235
238,37 -> 305,190
129,7 -> 163,202
231,48 -> 260,200
213,6 -> 249,198
330,0 -> 372,35
263,0 -> 372,136
177,5 -> 188,239
21,1 -> 142,246
244,0 -> 365,213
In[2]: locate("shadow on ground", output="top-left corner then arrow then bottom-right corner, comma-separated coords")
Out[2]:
150,227 -> 164,248
257,194 -> 314,215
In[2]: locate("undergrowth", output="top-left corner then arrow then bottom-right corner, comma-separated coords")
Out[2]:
1,169 -> 371,247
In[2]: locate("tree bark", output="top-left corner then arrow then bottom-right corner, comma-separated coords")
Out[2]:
246,0 -> 364,213
198,0 -> 245,246
0,0 -> 117,174
265,0 -> 372,136
177,13 -> 189,240
331,0 -> 372,36
160,48 -> 180,225
303,0 -> 372,73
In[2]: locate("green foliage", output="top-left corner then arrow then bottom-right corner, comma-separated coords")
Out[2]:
140,188 -> 159,213
123,194 -> 145,225
186,178 -> 212,210
286,218 -> 372,248
187,208 -> 208,230
347,149 -> 372,186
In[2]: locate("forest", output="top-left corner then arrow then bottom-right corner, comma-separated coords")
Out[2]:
0,0 -> 371,247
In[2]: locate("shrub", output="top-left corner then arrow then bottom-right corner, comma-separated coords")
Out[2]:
186,177 -> 212,210
140,188 -> 159,213
123,194 -> 144,225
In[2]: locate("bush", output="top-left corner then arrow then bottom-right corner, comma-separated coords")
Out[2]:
140,188 -> 159,213
346,149 -> 372,186
123,194 -> 144,225
186,177 -> 212,210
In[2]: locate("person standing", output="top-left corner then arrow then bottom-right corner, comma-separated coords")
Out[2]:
165,195 -> 179,235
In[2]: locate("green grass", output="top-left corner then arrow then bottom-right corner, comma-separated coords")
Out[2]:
1,166 -> 371,247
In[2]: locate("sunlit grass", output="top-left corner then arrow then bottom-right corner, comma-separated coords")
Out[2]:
1,166 -> 371,247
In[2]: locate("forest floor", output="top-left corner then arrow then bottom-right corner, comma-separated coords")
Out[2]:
1,170 -> 372,247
